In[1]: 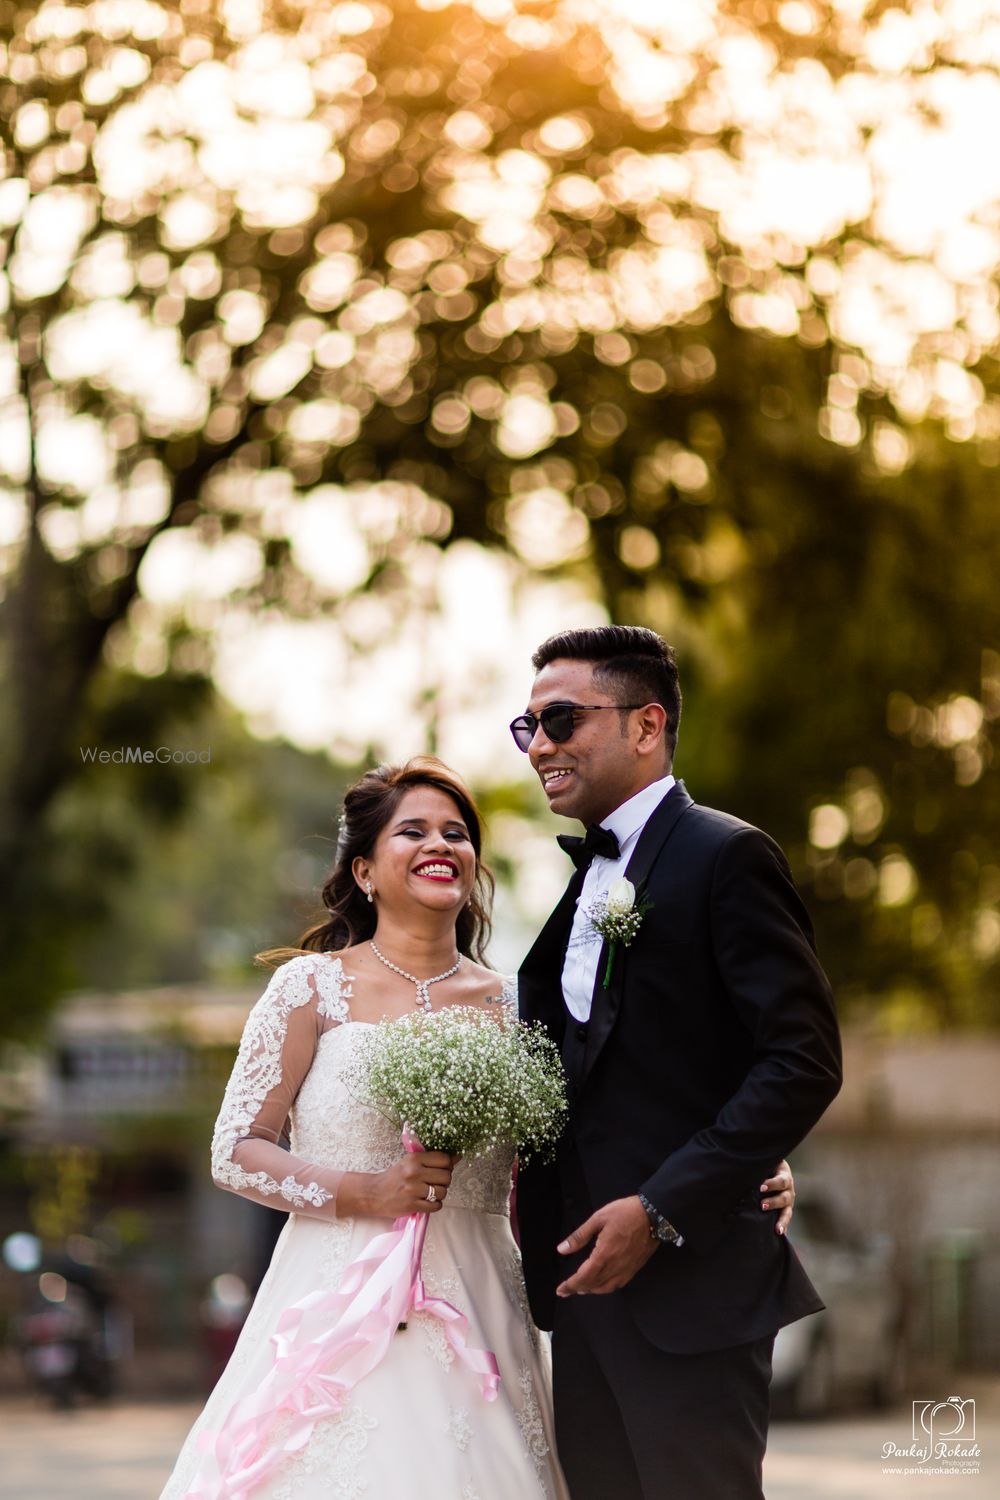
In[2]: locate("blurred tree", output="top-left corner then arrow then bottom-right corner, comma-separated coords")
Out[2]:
1,680 -> 352,1036
73,706 -> 352,995
2,0 -> 999,1024
27,1143 -> 99,1244
2,667 -> 213,1033
643,322 -> 1000,1028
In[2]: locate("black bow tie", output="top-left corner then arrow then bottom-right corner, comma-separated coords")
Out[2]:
557,824 -> 621,872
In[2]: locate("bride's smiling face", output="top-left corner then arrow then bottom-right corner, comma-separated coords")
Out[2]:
356,786 -> 477,919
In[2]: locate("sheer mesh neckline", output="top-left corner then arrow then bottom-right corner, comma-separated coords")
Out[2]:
313,951 -> 514,1026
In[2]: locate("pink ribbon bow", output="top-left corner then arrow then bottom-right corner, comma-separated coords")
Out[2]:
184,1128 -> 500,1499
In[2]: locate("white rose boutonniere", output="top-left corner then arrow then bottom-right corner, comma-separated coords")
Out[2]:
606,878 -> 636,917
587,878 -> 653,988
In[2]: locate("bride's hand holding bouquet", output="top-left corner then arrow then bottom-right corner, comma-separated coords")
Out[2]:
356,1146 -> 457,1219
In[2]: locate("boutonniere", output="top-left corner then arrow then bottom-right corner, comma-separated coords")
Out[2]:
587,878 -> 653,989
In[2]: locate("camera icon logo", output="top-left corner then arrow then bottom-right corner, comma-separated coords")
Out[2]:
913,1397 -> 975,1443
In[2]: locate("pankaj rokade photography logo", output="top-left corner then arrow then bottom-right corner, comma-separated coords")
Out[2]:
913,1396 -> 976,1445
881,1395 -> 981,1474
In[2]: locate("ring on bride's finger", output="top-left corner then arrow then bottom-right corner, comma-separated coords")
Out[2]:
426,1185 -> 437,1203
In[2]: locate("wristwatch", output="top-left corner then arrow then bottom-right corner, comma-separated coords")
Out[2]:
638,1192 -> 684,1248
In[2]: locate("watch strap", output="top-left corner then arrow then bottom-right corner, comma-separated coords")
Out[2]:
638,1192 -> 684,1247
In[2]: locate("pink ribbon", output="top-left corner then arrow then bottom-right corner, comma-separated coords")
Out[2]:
184,1128 -> 500,1500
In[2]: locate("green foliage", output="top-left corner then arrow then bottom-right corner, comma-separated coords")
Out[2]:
25,1144 -> 100,1244
2,1 -> 999,1029
655,404 -> 1000,1027
1,683 -> 352,1038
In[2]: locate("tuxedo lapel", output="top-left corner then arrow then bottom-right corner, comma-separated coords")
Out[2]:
579,780 -> 693,1089
623,778 -> 693,890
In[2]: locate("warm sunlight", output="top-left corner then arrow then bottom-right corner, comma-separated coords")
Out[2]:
6,0 -> 1000,756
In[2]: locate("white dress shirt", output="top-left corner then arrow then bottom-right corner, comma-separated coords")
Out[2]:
560,774 -> 676,1022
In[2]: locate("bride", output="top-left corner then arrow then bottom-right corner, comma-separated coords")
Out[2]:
160,756 -> 794,1500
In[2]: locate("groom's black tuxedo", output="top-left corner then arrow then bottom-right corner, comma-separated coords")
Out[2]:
517,780 -> 843,1356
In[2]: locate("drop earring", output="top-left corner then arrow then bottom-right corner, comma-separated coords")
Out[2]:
365,881 -> 374,904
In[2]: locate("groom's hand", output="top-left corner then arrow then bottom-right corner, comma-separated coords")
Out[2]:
555,1196 -> 658,1297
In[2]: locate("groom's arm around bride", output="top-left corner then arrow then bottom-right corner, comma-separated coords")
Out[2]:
514,625 -> 842,1500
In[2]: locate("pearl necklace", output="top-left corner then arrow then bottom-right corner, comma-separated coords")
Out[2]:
369,941 -> 462,1012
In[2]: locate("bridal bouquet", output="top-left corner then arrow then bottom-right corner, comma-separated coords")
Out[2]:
348,1004 -> 567,1162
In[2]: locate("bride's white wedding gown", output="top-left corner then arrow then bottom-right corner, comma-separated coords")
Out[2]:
159,953 -> 569,1500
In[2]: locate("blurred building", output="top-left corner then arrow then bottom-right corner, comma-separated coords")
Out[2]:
804,1031 -> 1000,1371
0,979 -> 282,1394
3,990 -> 999,1393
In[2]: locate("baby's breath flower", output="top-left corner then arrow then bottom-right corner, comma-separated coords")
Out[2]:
345,1007 -> 567,1162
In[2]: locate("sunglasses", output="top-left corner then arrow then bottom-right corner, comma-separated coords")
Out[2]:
509,702 -> 645,752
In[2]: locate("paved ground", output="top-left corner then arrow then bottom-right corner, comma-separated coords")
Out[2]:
0,1385 -> 995,1498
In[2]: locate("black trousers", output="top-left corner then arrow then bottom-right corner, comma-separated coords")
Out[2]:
552,1296 -> 774,1500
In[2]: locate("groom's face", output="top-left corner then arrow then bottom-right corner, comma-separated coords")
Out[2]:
524,658 -> 642,826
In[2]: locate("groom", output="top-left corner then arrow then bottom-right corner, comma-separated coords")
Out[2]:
514,626 -> 842,1499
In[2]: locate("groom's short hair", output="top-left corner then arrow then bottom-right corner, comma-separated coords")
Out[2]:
531,626 -> 681,757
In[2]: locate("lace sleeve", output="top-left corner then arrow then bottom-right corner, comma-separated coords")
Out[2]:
210,954 -> 351,1217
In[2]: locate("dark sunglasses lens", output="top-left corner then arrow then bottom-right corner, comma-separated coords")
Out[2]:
510,716 -> 535,751
541,705 -> 576,742
510,706 -> 578,749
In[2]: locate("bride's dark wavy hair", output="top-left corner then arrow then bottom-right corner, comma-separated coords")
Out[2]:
259,757 -> 494,968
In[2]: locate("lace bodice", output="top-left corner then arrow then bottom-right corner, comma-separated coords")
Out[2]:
211,954 -> 517,1219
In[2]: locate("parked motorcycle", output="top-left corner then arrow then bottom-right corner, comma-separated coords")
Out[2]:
20,1274 -> 115,1407
4,1232 -> 126,1408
